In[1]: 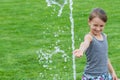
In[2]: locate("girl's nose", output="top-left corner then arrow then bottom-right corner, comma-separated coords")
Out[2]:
96,27 -> 100,31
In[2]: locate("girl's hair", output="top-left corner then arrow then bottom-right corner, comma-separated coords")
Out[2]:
89,8 -> 107,22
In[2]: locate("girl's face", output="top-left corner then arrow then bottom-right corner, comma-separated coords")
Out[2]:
88,17 -> 106,36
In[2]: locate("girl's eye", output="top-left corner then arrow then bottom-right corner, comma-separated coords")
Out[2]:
94,24 -> 98,27
100,25 -> 104,27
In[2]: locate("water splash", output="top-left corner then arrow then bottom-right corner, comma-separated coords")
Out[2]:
40,0 -> 76,80
46,0 -> 67,16
36,46 -> 70,70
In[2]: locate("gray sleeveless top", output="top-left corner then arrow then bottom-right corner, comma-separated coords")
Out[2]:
84,33 -> 108,76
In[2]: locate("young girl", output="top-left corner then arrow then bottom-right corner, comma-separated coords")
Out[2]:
73,8 -> 118,80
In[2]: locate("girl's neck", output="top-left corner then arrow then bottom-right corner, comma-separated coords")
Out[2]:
89,32 -> 103,40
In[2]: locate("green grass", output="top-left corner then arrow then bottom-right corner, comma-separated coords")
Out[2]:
0,0 -> 120,80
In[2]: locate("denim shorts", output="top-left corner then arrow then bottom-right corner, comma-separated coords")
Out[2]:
82,72 -> 112,80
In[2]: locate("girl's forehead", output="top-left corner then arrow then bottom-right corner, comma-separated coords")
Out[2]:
90,17 -> 105,25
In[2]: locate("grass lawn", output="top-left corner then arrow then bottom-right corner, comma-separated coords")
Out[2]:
0,0 -> 120,80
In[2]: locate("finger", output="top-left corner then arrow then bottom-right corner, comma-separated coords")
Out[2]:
76,53 -> 82,57
73,50 -> 78,54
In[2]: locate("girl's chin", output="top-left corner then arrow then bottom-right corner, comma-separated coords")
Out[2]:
93,32 -> 101,35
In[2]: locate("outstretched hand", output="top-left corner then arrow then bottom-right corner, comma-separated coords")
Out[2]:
73,49 -> 83,58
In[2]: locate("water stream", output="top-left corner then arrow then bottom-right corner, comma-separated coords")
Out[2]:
69,0 -> 76,80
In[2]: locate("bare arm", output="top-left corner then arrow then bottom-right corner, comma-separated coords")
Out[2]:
108,59 -> 118,80
73,34 -> 92,57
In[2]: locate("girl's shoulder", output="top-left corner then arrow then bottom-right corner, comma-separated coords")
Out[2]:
84,33 -> 93,42
101,32 -> 107,39
102,33 -> 107,38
